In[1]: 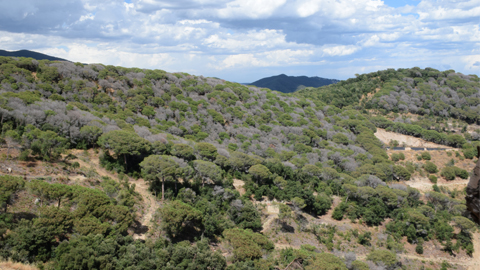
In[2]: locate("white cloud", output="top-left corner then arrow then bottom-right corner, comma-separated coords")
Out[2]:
217,0 -> 287,19
322,45 -> 360,56
218,49 -> 314,69
417,0 -> 480,20
0,0 -> 479,82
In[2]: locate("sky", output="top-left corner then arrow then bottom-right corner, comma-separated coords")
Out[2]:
0,0 -> 479,83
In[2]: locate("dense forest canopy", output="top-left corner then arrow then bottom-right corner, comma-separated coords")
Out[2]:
0,57 -> 479,270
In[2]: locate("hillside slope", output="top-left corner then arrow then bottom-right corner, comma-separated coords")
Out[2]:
0,57 -> 478,270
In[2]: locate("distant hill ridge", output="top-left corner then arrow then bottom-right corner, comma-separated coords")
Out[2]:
0,49 -> 69,62
247,74 -> 340,93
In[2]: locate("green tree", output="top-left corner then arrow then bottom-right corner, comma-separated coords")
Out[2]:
195,142 -> 218,161
140,155 -> 179,200
159,200 -> 202,239
223,228 -> 273,262
302,164 -> 322,182
79,125 -> 103,148
248,164 -> 272,185
192,160 -> 223,187
313,194 -> 332,216
171,143 -> 195,160
230,151 -> 262,172
98,130 -> 150,169
23,128 -> 69,161
0,175 -> 24,212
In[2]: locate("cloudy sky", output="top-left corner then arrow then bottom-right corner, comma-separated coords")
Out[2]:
0,0 -> 479,82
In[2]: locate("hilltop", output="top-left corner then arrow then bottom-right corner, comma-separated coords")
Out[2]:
0,50 -> 70,62
0,57 -> 479,270
247,74 -> 339,93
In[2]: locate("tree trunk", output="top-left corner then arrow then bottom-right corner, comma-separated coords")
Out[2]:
175,180 -> 177,194
162,177 -> 165,201
124,154 -> 128,170
58,198 -> 61,208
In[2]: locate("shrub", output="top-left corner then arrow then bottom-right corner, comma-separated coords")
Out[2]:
429,175 -> 438,183
416,242 -> 424,254
441,166 -> 456,180
367,249 -> 398,269
463,147 -> 477,159
421,151 -> 431,160
424,161 -> 438,173
454,167 -> 469,179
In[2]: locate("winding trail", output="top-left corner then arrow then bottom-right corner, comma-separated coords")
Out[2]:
69,150 -> 159,240
131,177 -> 158,240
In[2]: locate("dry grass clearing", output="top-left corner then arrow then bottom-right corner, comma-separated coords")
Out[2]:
0,260 -> 38,270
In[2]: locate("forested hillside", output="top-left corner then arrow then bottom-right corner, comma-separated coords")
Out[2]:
0,57 -> 479,270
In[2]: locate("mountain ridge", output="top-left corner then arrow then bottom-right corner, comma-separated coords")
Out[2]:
247,73 -> 340,93
0,49 -> 70,62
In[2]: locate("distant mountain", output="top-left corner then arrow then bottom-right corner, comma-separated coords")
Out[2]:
247,74 -> 340,93
0,49 -> 69,62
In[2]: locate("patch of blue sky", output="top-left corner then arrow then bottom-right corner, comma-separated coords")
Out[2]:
57,46 -> 69,52
383,0 -> 419,8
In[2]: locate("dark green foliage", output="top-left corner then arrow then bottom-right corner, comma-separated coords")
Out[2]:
0,175 -> 24,212
332,202 -> 347,220
172,143 -> 195,160
23,126 -> 69,161
159,200 -> 202,239
424,161 -> 438,173
228,200 -> 262,230
195,142 -> 218,161
357,231 -> 372,246
441,166 -> 468,180
223,228 -> 273,261
312,193 -> 332,216
98,130 -> 151,168
441,166 -> 456,180
421,151 -> 431,160
55,235 -> 226,270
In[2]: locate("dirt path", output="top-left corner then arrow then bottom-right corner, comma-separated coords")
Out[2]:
232,179 -> 245,196
375,128 -> 454,149
406,176 -> 469,193
69,150 -> 159,240
260,203 -> 280,233
468,233 -> 480,270
131,177 -> 158,240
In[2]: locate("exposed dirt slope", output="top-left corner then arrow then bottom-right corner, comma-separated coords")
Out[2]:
375,128 -> 454,148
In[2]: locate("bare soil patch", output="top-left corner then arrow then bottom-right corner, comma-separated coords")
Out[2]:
232,179 -> 245,196
0,260 -> 38,270
375,128 -> 454,148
